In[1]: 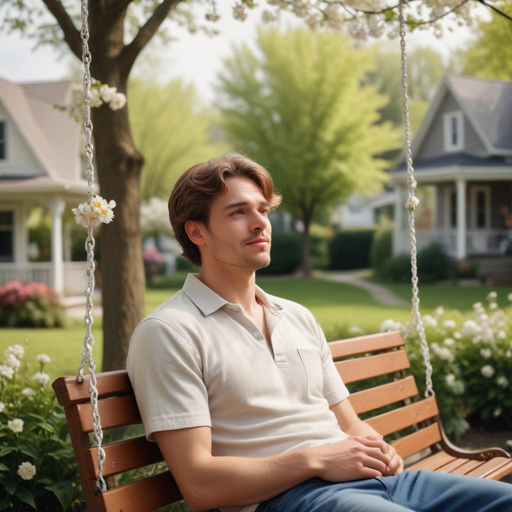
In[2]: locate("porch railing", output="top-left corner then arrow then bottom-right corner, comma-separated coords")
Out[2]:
0,262 -> 89,296
400,229 -> 512,257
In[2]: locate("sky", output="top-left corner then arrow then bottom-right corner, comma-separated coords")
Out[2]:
0,1 -> 489,106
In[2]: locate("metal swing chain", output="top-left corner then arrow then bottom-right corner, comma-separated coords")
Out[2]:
76,0 -> 107,493
398,0 -> 435,398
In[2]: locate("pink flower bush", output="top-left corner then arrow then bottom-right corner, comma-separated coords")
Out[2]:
0,281 -> 65,328
142,246 -> 164,264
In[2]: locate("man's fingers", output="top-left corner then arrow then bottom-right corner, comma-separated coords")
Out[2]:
354,436 -> 390,454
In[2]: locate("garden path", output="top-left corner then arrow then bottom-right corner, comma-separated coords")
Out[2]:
319,269 -> 409,307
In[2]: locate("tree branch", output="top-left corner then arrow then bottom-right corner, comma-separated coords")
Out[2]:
477,0 -> 512,22
41,0 -> 82,60
120,0 -> 180,74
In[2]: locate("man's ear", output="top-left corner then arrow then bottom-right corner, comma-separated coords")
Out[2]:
185,220 -> 207,247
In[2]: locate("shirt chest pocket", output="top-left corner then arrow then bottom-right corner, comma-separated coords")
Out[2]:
297,348 -> 323,397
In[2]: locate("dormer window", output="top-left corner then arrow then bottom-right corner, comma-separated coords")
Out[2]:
443,111 -> 464,152
0,122 -> 5,160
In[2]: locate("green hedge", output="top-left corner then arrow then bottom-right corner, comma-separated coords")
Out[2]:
328,229 -> 376,270
258,232 -> 302,275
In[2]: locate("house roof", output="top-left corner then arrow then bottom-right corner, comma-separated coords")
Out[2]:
0,77 -> 84,186
448,75 -> 512,152
390,152 -> 512,173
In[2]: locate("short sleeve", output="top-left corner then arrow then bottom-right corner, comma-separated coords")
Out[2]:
126,318 -> 211,442
315,320 -> 350,406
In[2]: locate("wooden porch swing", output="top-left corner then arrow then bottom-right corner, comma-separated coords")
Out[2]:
52,0 -> 512,511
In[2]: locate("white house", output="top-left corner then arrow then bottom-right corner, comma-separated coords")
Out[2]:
0,78 -> 94,296
389,75 -> 512,282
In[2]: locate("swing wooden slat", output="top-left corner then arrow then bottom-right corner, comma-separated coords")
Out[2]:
53,330 -> 512,512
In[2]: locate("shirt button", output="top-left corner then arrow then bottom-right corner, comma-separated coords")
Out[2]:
253,331 -> 262,339
227,305 -> 238,311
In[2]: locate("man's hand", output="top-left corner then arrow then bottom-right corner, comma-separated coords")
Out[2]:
361,434 -> 404,476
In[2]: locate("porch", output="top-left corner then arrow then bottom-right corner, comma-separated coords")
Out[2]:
0,261 -> 89,297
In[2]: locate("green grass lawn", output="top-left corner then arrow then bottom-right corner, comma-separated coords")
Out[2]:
1,272 -> 506,380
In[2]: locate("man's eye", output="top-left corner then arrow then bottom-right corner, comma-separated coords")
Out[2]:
231,210 -> 243,215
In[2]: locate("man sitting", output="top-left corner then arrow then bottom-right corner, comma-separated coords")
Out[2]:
127,153 -> 512,512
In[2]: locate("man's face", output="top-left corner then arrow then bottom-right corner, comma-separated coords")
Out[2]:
199,176 -> 272,271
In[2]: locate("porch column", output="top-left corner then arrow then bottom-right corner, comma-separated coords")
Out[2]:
17,204 -> 28,263
393,184 -> 406,255
456,178 -> 467,260
63,221 -> 72,262
51,197 -> 65,295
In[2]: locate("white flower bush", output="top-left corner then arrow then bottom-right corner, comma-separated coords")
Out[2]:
140,197 -> 174,238
72,194 -> 116,229
351,290 -> 512,439
0,345 -> 82,509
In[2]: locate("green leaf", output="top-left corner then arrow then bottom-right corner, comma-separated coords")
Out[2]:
48,449 -> 74,460
0,463 -> 8,472
0,476 -> 17,495
37,423 -> 54,433
15,487 -> 37,509
37,477 -> 53,485
0,447 -> 16,457
44,481 -> 74,510
20,445 -> 39,459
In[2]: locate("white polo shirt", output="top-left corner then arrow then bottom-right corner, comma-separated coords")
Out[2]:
127,273 -> 350,512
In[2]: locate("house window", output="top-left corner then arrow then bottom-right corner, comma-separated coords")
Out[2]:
0,122 -> 5,160
0,211 -> 14,262
470,186 -> 490,230
443,112 -> 464,152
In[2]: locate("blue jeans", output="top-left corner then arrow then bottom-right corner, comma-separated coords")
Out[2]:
254,470 -> 512,511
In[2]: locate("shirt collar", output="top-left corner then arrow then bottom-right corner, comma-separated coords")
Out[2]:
182,273 -> 283,317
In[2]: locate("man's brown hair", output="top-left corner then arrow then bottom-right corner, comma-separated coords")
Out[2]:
168,153 -> 282,266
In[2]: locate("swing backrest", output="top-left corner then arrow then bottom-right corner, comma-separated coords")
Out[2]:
52,330 -> 510,512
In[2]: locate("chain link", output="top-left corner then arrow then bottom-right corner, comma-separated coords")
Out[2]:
76,0 -> 107,493
398,0 -> 435,398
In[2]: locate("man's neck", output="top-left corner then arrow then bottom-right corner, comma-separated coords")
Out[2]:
196,266 -> 260,315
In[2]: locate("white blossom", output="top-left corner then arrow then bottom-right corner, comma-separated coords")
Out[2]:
32,372 -> 50,386
110,92 -> 127,111
489,302 -> 498,311
0,402 -> 4,413
443,320 -> 456,330
5,344 -> 25,359
506,350 -> 512,358
21,388 -> 36,396
89,88 -> 103,108
493,407 -> 502,418
434,306 -> 445,317
140,197 -> 174,237
36,354 -> 51,364
508,292 -> 512,302
4,353 -> 20,370
349,326 -> 365,335
481,365 -> 494,378
405,196 -> 420,210
481,327 -> 494,344
422,315 -> 438,329
99,84 -> 117,103
480,348 -> 492,359
445,374 -> 456,386
497,330 -> 507,340
380,319 -> 401,333
73,195 -> 115,228
17,462 -> 36,480
0,365 -> 14,379
487,291 -> 497,301
8,418 -> 24,433
431,343 -> 454,362
497,376 -> 509,388
462,320 -> 480,338
453,332 -> 462,339
443,338 -> 455,346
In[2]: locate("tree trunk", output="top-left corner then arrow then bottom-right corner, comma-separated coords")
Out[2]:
90,15 -> 146,371
301,223 -> 312,277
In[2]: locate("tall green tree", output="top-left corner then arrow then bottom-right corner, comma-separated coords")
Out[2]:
129,79 -> 229,201
217,27 -> 400,276
461,2 -> 512,80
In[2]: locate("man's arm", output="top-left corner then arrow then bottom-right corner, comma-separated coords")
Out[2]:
155,423 -> 393,511
329,398 -> 404,476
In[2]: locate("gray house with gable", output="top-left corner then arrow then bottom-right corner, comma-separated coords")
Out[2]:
390,75 -> 512,282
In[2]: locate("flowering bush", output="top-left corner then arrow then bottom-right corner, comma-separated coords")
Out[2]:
143,246 -> 166,283
340,292 -> 512,441
0,345 -> 84,510
72,194 -> 116,229
0,281 -> 67,328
